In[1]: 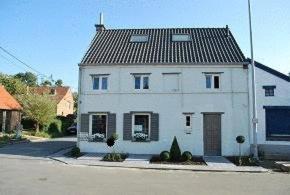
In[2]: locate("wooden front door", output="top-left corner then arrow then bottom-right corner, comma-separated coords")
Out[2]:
203,114 -> 222,156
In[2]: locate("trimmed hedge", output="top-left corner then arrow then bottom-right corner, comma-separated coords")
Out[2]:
182,151 -> 193,161
170,136 -> 181,162
160,151 -> 170,161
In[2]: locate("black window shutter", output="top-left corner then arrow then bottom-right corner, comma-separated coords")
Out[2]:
150,113 -> 159,141
107,113 -> 116,138
123,113 -> 132,140
80,114 -> 90,133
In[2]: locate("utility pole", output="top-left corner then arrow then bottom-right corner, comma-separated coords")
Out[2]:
248,0 -> 259,159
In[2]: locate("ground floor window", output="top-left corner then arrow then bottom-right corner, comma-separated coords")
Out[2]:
90,114 -> 107,141
132,113 -> 150,141
265,107 -> 290,141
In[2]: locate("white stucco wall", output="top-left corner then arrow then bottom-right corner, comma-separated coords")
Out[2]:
78,64 -> 251,155
255,66 -> 290,145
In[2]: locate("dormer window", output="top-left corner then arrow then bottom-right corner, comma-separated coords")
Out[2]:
172,34 -> 191,42
130,35 -> 148,43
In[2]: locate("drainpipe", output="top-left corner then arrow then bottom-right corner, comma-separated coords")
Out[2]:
248,0 -> 259,159
76,65 -> 83,148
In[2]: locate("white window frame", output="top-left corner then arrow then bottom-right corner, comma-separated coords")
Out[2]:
92,75 -> 109,90
205,74 -> 220,89
131,113 -> 151,141
89,113 -> 108,138
185,114 -> 192,129
133,75 -> 150,90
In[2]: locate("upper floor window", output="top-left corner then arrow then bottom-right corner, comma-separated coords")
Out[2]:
263,86 -> 276,97
92,75 -> 108,90
130,35 -> 148,43
134,75 -> 149,89
172,34 -> 191,42
205,74 -> 220,89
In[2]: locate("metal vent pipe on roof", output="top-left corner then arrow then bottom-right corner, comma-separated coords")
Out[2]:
226,25 -> 229,37
95,12 -> 106,32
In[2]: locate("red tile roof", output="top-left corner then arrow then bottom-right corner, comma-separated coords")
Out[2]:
30,86 -> 70,103
0,85 -> 22,110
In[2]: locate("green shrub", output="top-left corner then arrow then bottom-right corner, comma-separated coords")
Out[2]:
182,151 -> 192,161
70,146 -> 81,158
57,115 -> 75,135
35,131 -> 51,138
106,133 -> 119,147
103,153 -> 125,162
150,155 -> 161,162
170,136 -> 181,162
236,135 -> 245,144
160,151 -> 170,161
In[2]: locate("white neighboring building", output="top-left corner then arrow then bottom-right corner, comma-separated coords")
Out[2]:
77,24 -> 252,156
254,61 -> 290,159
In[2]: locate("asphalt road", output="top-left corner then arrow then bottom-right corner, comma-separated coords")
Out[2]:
0,157 -> 289,195
0,136 -> 76,159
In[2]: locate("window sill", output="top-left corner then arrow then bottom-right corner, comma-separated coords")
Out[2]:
266,136 -> 290,141
131,139 -> 151,142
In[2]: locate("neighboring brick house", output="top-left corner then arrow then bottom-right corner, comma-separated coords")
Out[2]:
0,85 -> 22,133
32,86 -> 74,116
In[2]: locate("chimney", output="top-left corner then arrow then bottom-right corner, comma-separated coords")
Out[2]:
225,25 -> 229,37
95,13 -> 106,32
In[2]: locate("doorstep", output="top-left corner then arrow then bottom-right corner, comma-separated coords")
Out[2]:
49,149 -> 269,173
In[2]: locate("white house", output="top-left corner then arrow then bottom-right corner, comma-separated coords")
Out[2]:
254,61 -> 290,159
77,24 -> 252,156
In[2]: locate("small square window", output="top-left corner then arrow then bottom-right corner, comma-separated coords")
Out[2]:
130,35 -> 148,43
205,74 -> 220,89
134,75 -> 150,90
92,75 -> 109,90
172,34 -> 191,42
263,86 -> 276,97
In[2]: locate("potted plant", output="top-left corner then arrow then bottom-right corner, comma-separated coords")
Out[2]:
92,133 -> 105,142
133,132 -> 148,141
236,135 -> 245,166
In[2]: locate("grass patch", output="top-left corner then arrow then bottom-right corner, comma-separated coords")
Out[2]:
226,156 -> 258,166
150,155 -> 206,165
0,133 -> 27,147
22,129 -> 64,138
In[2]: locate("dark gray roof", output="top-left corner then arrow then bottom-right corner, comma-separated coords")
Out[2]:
81,27 -> 246,65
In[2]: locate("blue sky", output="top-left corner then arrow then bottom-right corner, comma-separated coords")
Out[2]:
0,0 -> 289,90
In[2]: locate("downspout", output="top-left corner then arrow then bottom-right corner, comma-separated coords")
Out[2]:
248,0 -> 259,159
76,65 -> 83,148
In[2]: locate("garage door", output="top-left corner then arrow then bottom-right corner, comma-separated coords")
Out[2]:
264,106 -> 290,141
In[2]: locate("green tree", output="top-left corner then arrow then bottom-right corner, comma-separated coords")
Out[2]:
169,136 -> 181,162
18,93 -> 57,132
0,73 -> 27,95
55,79 -> 63,86
14,72 -> 38,87
72,92 -> 78,113
41,80 -> 52,86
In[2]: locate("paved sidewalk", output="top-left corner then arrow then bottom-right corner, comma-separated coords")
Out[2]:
203,156 -> 236,168
49,149 -> 268,173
